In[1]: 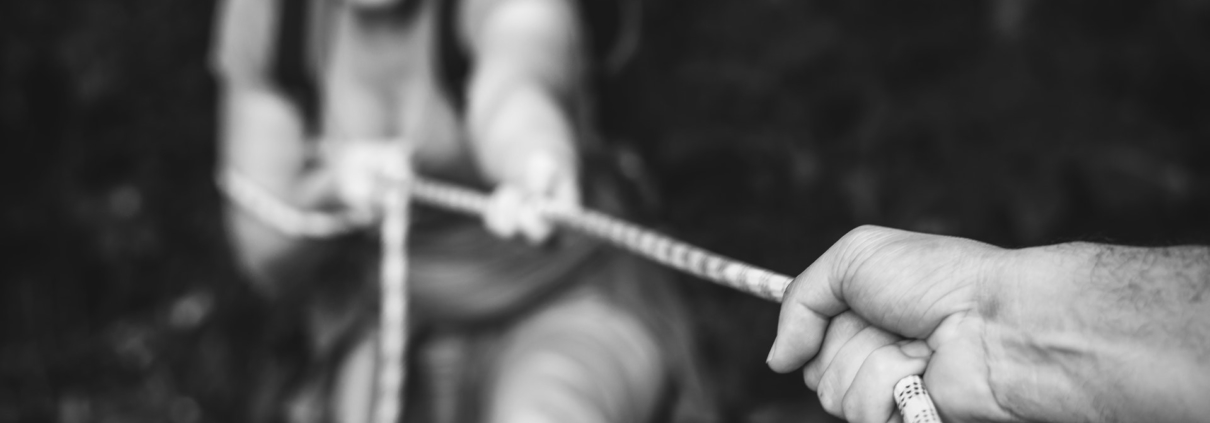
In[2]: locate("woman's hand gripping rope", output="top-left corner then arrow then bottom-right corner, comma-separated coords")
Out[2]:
216,139 -> 414,423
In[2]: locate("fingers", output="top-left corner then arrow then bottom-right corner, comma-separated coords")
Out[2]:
812,323 -> 901,417
485,185 -> 525,240
791,310 -> 933,423
485,185 -> 554,244
845,342 -> 931,423
805,325 -> 932,423
769,225 -> 908,372
484,152 -> 579,244
326,140 -> 411,218
802,311 -> 870,390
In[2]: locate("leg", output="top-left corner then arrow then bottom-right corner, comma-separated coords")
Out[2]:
484,287 -> 667,423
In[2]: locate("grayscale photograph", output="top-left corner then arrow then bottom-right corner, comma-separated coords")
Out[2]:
3,0 -> 1209,422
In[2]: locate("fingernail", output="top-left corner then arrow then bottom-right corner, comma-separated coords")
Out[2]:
766,342 -> 777,363
899,341 -> 932,359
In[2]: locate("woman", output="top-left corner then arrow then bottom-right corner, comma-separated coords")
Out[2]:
211,0 -> 710,422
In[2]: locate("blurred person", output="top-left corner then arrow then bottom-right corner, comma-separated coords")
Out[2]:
767,225 -> 1210,423
211,0 -> 707,422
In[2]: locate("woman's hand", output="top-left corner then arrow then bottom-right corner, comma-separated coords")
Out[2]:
483,150 -> 580,244
323,140 -> 412,222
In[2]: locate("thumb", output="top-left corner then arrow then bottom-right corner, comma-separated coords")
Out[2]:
768,226 -> 897,372
767,248 -> 847,373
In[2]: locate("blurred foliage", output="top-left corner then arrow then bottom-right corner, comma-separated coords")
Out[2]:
3,0 -> 1210,422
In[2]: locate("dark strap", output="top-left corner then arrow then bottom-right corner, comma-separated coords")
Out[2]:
270,0 -> 320,131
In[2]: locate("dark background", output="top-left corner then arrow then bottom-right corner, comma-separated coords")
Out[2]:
3,0 -> 1209,422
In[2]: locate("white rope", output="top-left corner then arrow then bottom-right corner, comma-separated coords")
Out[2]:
215,169 -> 410,422
409,178 -> 791,301
895,375 -> 940,423
409,177 -> 941,423
215,169 -> 941,423
373,183 -> 409,423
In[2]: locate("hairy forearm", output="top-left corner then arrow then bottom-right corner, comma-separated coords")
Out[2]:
984,243 -> 1210,422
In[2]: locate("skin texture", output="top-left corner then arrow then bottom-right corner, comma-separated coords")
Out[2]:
768,225 -> 1210,423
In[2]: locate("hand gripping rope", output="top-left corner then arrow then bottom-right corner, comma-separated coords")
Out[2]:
217,169 -> 941,423
216,169 -> 409,423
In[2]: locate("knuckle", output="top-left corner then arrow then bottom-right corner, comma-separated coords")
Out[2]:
832,311 -> 869,334
832,225 -> 897,295
840,225 -> 886,249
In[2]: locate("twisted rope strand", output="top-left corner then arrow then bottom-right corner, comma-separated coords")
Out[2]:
409,178 -> 791,301
409,176 -> 941,423
374,186 -> 409,423
215,169 -> 940,423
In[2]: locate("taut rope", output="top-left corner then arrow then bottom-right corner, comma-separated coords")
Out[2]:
409,178 -> 790,302
373,183 -> 409,423
216,169 -> 941,423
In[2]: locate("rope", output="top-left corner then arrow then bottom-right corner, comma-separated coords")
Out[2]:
409,177 -> 941,423
215,170 -> 410,423
373,184 -> 409,423
215,169 -> 941,423
409,178 -> 791,301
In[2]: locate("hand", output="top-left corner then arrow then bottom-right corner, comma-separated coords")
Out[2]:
484,151 -> 580,244
324,140 -> 412,222
767,226 -> 1016,422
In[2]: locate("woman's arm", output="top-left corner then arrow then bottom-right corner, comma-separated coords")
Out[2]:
212,0 -> 346,290
459,0 -> 585,244
460,0 -> 583,186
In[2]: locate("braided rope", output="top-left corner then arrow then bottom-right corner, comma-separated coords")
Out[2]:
215,169 -> 940,423
410,178 -> 791,301
895,375 -> 940,423
215,170 -> 409,423
410,177 -> 941,423
373,185 -> 409,423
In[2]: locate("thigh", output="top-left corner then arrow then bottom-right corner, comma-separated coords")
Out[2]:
483,288 -> 667,423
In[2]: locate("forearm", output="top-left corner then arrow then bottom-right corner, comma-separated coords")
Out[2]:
467,81 -> 578,183
985,243 -> 1210,422
461,0 -> 583,184
219,86 -> 346,287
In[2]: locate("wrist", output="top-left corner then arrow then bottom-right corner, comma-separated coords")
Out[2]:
980,244 -> 1107,422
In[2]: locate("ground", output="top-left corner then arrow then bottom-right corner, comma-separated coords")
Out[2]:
3,1 -> 1209,422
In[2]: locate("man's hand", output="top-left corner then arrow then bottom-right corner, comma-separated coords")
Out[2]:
770,225 -> 1210,423
768,226 -> 1018,422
